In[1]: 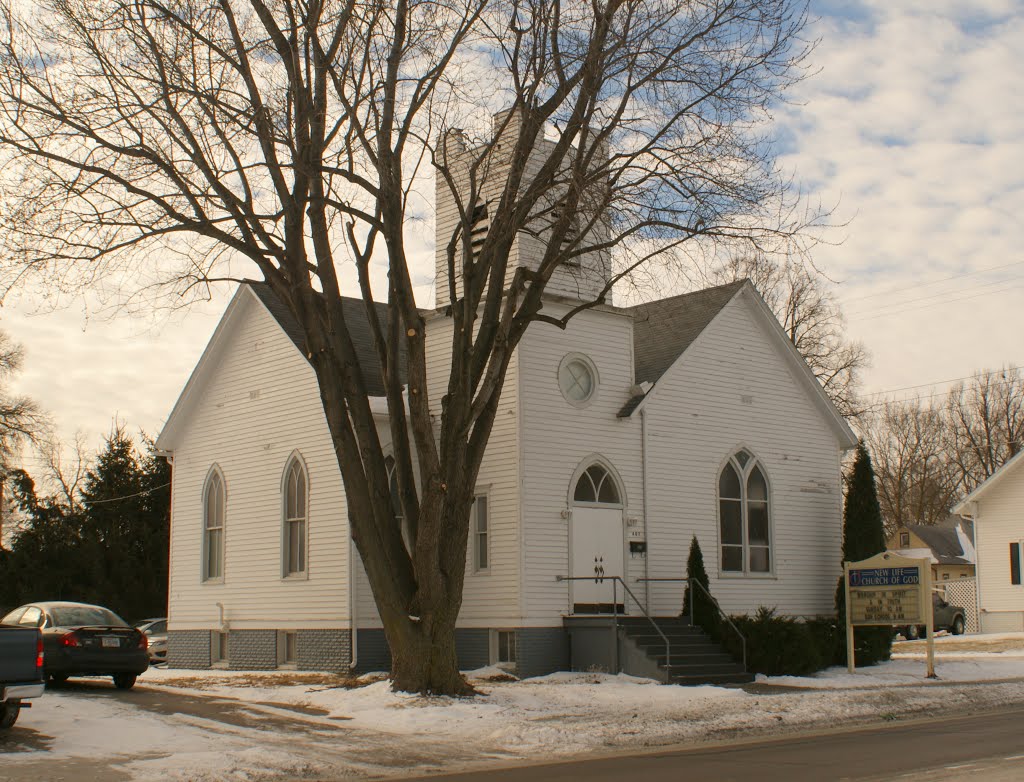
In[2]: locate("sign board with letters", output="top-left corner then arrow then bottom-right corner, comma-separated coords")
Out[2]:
843,552 -> 935,677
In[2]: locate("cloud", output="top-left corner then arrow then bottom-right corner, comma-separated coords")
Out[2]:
776,2 -> 1024,395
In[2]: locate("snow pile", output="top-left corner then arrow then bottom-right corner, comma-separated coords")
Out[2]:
9,635 -> 1024,781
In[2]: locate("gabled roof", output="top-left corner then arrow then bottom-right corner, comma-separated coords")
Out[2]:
624,281 -> 746,386
614,280 -> 858,449
900,523 -> 975,566
248,283 -> 408,397
953,449 -> 1024,517
157,283 -> 408,452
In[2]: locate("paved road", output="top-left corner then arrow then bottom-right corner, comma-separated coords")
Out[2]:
412,706 -> 1024,782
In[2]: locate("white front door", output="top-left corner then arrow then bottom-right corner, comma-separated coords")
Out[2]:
570,507 -> 625,611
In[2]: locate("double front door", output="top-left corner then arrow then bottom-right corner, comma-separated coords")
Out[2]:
570,507 -> 625,613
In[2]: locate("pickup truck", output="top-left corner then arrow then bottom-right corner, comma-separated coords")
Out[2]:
0,623 -> 45,729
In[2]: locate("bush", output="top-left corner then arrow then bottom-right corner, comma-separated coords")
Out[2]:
680,536 -> 719,635
719,607 -> 827,677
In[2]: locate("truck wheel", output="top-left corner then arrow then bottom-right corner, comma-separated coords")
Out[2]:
906,624 -> 922,640
952,616 -> 965,635
113,674 -> 137,690
0,700 -> 20,729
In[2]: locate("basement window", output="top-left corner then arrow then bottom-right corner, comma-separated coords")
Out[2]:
211,631 -> 229,667
277,631 -> 298,668
491,629 -> 517,669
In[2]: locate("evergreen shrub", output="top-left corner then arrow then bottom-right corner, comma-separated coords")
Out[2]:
719,607 -> 824,677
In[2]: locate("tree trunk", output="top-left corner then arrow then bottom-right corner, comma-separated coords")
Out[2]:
386,611 -> 475,696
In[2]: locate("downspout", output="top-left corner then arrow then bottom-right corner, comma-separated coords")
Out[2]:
640,408 -> 650,613
349,535 -> 359,671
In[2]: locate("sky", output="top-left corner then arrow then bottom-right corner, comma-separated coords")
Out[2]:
1,0 -> 1022,466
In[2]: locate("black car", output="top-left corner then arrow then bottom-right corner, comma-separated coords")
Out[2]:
1,602 -> 149,689
897,592 -> 967,640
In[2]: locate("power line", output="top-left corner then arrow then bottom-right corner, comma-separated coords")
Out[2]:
863,366 -> 1023,398
847,275 -> 1024,319
841,258 -> 1024,306
84,483 -> 171,505
870,375 -> 1024,407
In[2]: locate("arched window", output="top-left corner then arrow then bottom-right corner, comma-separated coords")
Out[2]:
385,456 -> 410,550
573,463 -> 621,505
282,456 -> 308,576
718,450 -> 771,574
203,468 -> 226,581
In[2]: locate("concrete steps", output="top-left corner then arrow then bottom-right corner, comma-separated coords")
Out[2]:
618,617 -> 753,686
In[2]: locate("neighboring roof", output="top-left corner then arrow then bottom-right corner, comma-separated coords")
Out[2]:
623,280 -> 746,386
899,524 -> 975,566
248,282 -> 408,397
953,449 -> 1024,516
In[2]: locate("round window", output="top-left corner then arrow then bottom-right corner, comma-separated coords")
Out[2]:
558,355 -> 597,405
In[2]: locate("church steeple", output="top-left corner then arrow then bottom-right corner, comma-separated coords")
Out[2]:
434,109 -> 611,308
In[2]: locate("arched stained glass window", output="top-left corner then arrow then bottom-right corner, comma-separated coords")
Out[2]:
283,456 -> 307,576
574,464 -> 621,505
717,452 -> 771,574
203,467 -> 225,581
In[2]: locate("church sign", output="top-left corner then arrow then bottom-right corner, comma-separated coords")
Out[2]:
843,552 -> 935,677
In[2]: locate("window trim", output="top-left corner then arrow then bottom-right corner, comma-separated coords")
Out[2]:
202,465 -> 227,584
569,457 -> 625,509
277,630 -> 298,669
899,531 -> 910,547
473,492 -> 490,573
489,629 -> 517,670
211,630 -> 229,668
281,452 -> 310,580
716,449 -> 774,578
557,353 -> 599,408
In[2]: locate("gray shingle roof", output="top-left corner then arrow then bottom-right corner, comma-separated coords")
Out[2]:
623,281 -> 746,386
906,523 -> 974,565
248,282 -> 407,397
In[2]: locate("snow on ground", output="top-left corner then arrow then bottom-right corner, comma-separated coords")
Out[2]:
4,687 -> 330,782
8,635 -> 1024,781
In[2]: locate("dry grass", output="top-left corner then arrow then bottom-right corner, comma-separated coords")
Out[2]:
153,672 -> 381,691
894,637 -> 1024,654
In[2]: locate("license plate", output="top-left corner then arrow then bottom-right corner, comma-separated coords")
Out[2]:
101,637 -> 120,648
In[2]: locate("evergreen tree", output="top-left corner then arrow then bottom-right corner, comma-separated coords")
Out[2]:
0,427 -> 169,622
835,442 -> 892,666
681,535 -> 718,633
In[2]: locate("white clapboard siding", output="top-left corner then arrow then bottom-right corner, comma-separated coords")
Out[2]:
167,291 -> 350,630
518,304 -> 643,624
973,470 -> 1024,628
434,128 -> 609,309
641,293 -> 844,617
419,312 -> 524,627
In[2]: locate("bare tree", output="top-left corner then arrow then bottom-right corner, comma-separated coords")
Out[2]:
946,366 -> 1024,494
0,330 -> 47,546
864,398 -> 959,539
0,0 -> 814,693
38,432 -> 90,513
710,255 -> 867,419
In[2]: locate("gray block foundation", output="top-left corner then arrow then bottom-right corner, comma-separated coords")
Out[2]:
167,629 -> 212,669
229,629 -> 277,670
169,626 -> 568,677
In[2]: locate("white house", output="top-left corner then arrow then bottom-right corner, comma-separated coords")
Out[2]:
954,451 -> 1024,632
155,119 -> 858,678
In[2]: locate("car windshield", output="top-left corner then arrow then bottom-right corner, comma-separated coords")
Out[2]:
50,606 -> 127,628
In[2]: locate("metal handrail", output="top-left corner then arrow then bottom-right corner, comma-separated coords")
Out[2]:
636,577 -> 747,672
556,575 -> 672,672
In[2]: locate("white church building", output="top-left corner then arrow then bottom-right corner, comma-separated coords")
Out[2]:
156,124 -> 858,678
